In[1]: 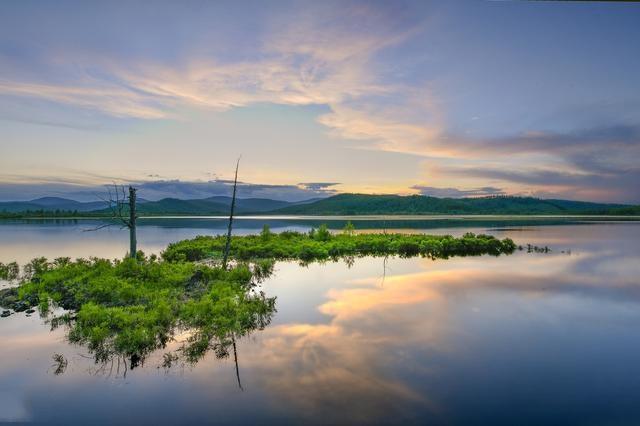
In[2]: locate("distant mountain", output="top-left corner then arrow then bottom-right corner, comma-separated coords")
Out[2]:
203,196 -> 292,212
0,195 -> 302,215
29,197 -> 109,211
134,198 -> 230,215
94,196 -> 308,215
0,197 -> 108,213
107,196 -> 321,215
270,194 -> 637,215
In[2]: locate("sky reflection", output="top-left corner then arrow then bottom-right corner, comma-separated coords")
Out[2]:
0,222 -> 639,424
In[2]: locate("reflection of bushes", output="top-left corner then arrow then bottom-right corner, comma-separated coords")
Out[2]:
0,261 -> 20,280
9,256 -> 276,367
163,228 -> 517,263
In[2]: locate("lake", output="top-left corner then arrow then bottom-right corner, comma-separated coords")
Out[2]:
1,218 -> 639,425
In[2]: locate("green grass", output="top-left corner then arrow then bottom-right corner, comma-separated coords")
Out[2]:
6,256 -> 276,366
162,225 -> 517,263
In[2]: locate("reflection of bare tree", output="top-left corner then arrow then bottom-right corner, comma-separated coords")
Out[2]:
344,255 -> 355,269
380,255 -> 389,288
80,353 -> 132,379
50,353 -> 67,376
232,335 -> 243,391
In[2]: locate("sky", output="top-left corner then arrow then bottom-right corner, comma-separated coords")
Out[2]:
1,0 -> 639,202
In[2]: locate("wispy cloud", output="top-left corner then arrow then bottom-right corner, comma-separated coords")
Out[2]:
297,182 -> 340,192
0,2 -> 439,154
0,80 -> 171,119
0,178 -> 337,202
420,124 -> 640,202
411,185 -> 505,198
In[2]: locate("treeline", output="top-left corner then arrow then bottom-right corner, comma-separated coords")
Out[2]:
272,194 -> 640,216
0,209 -> 86,218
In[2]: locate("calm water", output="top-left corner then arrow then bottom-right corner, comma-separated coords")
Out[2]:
1,218 -> 639,425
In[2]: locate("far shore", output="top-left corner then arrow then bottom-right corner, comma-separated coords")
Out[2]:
2,214 -> 640,221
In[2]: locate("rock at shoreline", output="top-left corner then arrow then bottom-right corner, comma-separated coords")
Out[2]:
0,287 -> 33,314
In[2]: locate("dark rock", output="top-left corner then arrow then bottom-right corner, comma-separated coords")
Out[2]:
1,310 -> 11,318
14,301 -> 28,312
25,308 -> 35,314
0,287 -> 19,309
0,287 -> 36,313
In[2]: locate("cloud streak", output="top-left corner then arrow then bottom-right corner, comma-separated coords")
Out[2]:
422,124 -> 640,202
411,185 -> 505,198
0,178 -> 338,202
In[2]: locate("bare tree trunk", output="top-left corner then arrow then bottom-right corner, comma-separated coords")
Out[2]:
129,186 -> 137,259
222,157 -> 240,269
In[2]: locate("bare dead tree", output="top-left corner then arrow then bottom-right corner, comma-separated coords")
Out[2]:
222,157 -> 241,269
128,186 -> 137,258
90,184 -> 138,259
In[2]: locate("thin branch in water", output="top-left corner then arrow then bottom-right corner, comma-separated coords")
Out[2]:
82,222 -> 116,232
380,255 -> 388,288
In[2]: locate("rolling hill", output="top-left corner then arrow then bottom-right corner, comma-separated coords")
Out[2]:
270,194 -> 636,215
0,196 -> 301,216
127,196 -> 310,215
1,193 -> 638,217
0,197 -> 108,213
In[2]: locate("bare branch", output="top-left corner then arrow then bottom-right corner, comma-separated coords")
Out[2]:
222,156 -> 241,269
85,183 -> 131,231
83,183 -> 138,259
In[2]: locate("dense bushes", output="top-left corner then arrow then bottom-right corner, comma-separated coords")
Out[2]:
162,229 -> 517,263
7,256 -> 276,366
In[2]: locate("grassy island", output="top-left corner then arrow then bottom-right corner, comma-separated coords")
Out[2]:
162,225 -> 517,263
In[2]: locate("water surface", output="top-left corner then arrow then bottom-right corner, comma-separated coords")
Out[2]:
0,219 -> 639,425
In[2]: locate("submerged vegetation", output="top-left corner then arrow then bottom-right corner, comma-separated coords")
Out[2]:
0,225 -> 520,371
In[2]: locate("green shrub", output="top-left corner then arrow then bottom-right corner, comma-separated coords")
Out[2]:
315,224 -> 332,241
161,226 -> 517,263
11,257 -> 275,367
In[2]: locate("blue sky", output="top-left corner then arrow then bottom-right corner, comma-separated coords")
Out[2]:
1,0 -> 639,202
